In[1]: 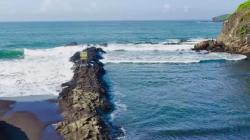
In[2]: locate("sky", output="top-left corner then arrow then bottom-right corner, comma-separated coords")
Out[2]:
0,0 -> 246,21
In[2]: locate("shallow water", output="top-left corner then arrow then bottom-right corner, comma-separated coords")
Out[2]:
105,60 -> 250,139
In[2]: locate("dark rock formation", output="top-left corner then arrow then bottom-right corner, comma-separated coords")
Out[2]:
55,47 -> 112,140
192,40 -> 225,52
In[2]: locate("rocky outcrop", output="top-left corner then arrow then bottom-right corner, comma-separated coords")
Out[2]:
194,0 -> 250,55
217,0 -> 250,55
193,40 -> 225,52
55,47 -> 112,140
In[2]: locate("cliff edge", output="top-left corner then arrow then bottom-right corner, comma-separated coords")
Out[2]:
194,0 -> 250,55
218,0 -> 250,55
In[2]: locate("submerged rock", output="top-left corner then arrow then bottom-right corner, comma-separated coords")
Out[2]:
55,47 -> 112,140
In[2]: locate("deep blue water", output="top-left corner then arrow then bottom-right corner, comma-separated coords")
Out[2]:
105,61 -> 250,140
1,21 -> 250,139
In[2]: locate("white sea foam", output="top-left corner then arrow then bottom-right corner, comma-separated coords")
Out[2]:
0,40 -> 247,97
111,100 -> 127,121
187,38 -> 209,43
100,43 -> 247,64
160,39 -> 182,44
0,46 -> 84,97
116,127 -> 126,140
99,43 -> 194,52
102,53 -> 247,64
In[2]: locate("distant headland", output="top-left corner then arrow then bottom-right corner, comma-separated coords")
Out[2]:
212,14 -> 231,22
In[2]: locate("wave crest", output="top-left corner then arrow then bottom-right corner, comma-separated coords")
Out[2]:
0,46 -> 83,97
0,49 -> 24,59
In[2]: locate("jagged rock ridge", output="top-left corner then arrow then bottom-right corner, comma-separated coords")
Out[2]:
55,47 -> 112,140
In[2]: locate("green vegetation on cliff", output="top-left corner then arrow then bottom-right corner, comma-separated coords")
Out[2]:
236,0 -> 250,12
218,0 -> 250,54
233,0 -> 250,38
238,25 -> 249,37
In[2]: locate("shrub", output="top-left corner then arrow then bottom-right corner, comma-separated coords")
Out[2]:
236,0 -> 250,12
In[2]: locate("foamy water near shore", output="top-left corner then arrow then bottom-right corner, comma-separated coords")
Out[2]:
0,39 -> 247,98
0,39 -> 246,97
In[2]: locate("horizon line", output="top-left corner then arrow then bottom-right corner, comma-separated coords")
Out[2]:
0,19 -> 213,23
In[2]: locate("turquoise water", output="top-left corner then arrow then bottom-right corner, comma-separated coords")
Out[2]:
0,21 -> 250,139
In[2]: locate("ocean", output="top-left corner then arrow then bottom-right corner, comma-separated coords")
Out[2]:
0,21 -> 250,139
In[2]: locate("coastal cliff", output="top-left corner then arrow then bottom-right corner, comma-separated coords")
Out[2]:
55,47 -> 112,140
212,14 -> 230,22
194,0 -> 250,55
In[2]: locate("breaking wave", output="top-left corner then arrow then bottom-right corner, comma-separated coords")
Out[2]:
98,41 -> 246,64
0,39 -> 247,97
0,49 -> 24,59
0,46 -> 83,97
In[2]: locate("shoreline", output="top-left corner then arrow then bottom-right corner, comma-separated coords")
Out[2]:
192,40 -> 250,58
